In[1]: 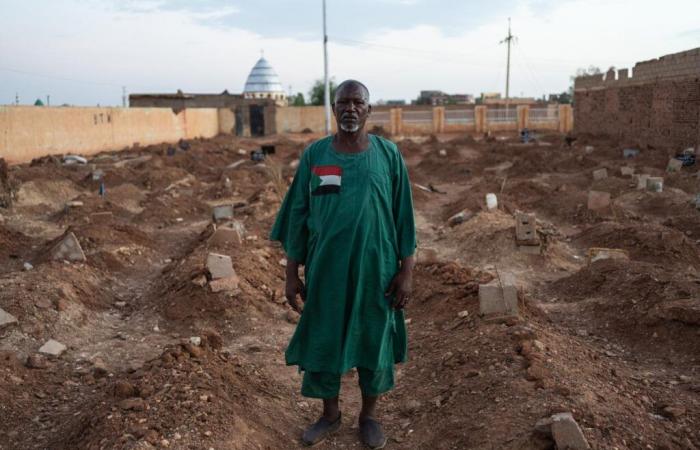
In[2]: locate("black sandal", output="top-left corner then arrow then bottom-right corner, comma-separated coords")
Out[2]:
302,413 -> 342,446
359,417 -> 387,449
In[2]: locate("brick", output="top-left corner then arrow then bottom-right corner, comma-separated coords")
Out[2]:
587,247 -> 630,264
592,168 -> 608,180
206,253 -> 234,279
646,177 -> 664,192
210,274 -> 239,292
51,232 -> 86,262
587,191 -> 611,210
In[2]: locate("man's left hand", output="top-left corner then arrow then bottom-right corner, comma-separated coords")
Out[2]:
385,267 -> 413,310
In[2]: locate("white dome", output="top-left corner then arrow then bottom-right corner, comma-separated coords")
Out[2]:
243,57 -> 285,94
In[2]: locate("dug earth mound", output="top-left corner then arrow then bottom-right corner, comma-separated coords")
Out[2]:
0,133 -> 698,449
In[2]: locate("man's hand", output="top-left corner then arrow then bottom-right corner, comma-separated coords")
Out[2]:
285,259 -> 306,313
385,256 -> 415,310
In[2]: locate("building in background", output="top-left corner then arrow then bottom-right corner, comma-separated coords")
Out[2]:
414,90 -> 474,105
243,57 -> 287,106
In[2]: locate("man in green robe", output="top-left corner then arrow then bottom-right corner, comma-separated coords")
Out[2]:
270,80 -> 416,449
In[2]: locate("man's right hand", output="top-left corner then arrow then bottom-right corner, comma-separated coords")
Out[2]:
285,259 -> 305,313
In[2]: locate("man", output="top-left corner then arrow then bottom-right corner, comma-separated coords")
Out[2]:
270,80 -> 416,449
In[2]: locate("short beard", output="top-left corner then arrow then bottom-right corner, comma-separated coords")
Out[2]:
340,122 -> 360,133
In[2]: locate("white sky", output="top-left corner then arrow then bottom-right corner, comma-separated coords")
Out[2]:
0,0 -> 698,106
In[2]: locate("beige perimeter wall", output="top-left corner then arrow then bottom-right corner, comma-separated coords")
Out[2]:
0,106 -> 220,164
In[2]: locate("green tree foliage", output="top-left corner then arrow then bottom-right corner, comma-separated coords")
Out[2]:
34,99 -> 44,106
309,79 -> 337,106
292,92 -> 306,106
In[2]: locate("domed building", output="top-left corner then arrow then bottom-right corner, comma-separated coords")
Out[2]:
243,56 -> 287,106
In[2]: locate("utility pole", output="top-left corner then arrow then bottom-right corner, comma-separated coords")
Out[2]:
46,95 -> 50,106
15,92 -> 19,105
322,0 -> 331,135
500,18 -> 515,117
122,86 -> 127,107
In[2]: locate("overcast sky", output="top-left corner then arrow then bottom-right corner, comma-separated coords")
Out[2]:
1,0 -> 698,106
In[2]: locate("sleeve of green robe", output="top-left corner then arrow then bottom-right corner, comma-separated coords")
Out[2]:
269,151 -> 311,264
392,148 -> 417,259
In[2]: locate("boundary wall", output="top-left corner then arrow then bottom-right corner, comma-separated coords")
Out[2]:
574,47 -> 700,150
0,106 -> 222,164
274,104 -> 571,136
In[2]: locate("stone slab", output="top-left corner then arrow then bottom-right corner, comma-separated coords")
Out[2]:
518,245 -> 541,255
587,247 -> 630,264
592,168 -> 608,180
587,191 -> 611,210
667,158 -> 683,172
623,148 -> 639,158
515,213 -> 539,245
646,177 -> 664,193
206,253 -> 234,280
636,174 -> 650,190
620,166 -> 635,176
51,232 -> 86,262
0,307 -> 18,329
39,339 -> 67,357
212,205 -> 234,222
551,412 -> 591,450
479,274 -> 518,317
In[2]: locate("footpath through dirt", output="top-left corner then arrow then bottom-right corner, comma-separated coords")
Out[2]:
0,132 -> 698,449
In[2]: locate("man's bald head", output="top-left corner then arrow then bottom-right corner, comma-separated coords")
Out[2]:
334,80 -> 370,104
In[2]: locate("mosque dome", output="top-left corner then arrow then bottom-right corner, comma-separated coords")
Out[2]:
243,56 -> 287,105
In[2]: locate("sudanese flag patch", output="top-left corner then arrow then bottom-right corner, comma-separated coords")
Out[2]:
310,165 -> 342,195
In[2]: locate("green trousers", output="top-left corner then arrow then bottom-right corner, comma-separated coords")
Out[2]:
301,367 -> 395,399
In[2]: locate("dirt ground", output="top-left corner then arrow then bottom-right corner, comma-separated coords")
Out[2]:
0,131 -> 698,450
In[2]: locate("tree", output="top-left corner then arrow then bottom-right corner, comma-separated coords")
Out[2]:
34,98 -> 44,106
309,79 -> 337,106
291,92 -> 306,107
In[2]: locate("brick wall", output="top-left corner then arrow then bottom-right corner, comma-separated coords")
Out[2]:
574,48 -> 700,150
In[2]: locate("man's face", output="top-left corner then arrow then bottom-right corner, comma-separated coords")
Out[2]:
333,85 -> 371,133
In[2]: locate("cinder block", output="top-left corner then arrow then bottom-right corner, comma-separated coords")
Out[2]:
515,213 -> 539,245
587,191 -> 611,210
646,177 -> 664,192
592,168 -> 608,180
209,221 -> 244,246
206,253 -> 234,279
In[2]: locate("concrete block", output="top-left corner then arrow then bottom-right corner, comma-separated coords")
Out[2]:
206,253 -> 234,279
0,307 -> 18,329
620,166 -> 635,176
212,205 -> 234,222
587,191 -> 611,210
518,245 -> 541,255
592,168 -> 608,180
39,339 -> 67,357
515,213 -> 538,245
636,174 -> 650,189
646,177 -> 664,192
479,274 -> 518,318
667,158 -> 683,172
51,232 -> 86,262
551,412 -> 591,450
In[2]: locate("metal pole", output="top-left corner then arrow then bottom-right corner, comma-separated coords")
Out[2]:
322,0 -> 331,135
505,18 -> 512,118
122,86 -> 127,107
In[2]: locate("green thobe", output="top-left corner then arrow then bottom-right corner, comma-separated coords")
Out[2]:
270,134 -> 416,375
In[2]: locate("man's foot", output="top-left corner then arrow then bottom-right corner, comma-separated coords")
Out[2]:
302,413 -> 342,446
359,417 -> 387,449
